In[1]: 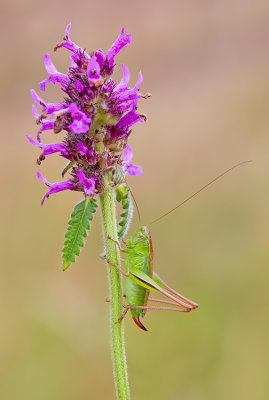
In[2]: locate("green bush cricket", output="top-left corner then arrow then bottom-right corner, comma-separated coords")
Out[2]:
105,161 -> 251,331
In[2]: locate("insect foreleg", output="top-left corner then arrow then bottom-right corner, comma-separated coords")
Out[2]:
103,256 -> 129,277
107,236 -> 124,251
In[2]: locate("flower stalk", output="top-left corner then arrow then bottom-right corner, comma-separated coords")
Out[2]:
29,25 -> 149,399
100,185 -> 130,400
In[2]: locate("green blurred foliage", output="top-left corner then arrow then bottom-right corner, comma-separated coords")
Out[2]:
1,1 -> 269,399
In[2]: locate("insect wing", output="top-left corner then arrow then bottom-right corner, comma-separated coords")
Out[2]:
129,268 -> 163,292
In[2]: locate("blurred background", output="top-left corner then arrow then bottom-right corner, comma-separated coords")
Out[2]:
1,1 -> 269,399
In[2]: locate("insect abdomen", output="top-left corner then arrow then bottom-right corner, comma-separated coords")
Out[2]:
125,277 -> 147,319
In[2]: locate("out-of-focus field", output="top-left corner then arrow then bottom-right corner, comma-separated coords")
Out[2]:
1,1 -> 269,399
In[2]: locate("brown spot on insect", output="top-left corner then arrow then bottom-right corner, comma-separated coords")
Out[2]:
137,232 -> 143,238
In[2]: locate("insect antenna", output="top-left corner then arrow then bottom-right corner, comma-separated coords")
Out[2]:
150,160 -> 252,225
123,177 -> 142,226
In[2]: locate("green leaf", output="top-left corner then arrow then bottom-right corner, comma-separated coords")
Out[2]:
116,184 -> 133,242
62,197 -> 98,271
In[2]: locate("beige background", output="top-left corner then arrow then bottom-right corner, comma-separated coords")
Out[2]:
1,1 -> 269,399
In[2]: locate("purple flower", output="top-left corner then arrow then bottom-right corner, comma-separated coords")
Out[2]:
54,23 -> 85,55
29,24 -> 149,204
77,171 -> 97,196
69,103 -> 91,134
122,144 -> 143,176
87,56 -> 101,80
37,171 -> 75,205
40,54 -> 70,91
26,135 -> 68,164
117,110 -> 145,130
31,89 -> 67,115
115,65 -> 130,92
106,28 -> 131,65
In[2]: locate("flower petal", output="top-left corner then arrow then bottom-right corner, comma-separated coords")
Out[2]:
125,163 -> 143,176
115,65 -> 130,92
44,53 -> 58,74
123,143 -> 133,162
134,71 -> 143,91
87,56 -> 100,79
31,89 -> 67,114
32,104 -> 39,118
106,28 -> 131,62
55,23 -> 87,55
77,170 -> 96,196
69,103 -> 91,134
117,110 -> 144,130
77,141 -> 88,155
26,135 -> 68,156
117,89 -> 141,103
36,171 -> 74,205
40,73 -> 69,91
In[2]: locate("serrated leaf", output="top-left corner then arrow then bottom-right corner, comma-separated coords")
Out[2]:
62,197 -> 97,271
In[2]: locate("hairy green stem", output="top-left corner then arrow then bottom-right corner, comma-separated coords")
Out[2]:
100,186 -> 130,400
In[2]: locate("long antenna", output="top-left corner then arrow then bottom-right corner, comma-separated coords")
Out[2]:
124,178 -> 142,226
150,160 -> 252,225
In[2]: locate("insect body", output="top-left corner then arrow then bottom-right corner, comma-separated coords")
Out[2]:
107,226 -> 198,331
105,161 -> 251,330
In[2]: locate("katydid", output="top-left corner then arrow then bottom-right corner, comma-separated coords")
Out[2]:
106,227 -> 197,331
105,160 -> 251,331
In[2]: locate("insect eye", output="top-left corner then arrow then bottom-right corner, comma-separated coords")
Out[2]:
137,233 -> 143,238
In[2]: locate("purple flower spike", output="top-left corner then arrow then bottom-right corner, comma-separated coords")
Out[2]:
29,25 -> 149,203
77,170 -> 96,196
36,171 -> 74,205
